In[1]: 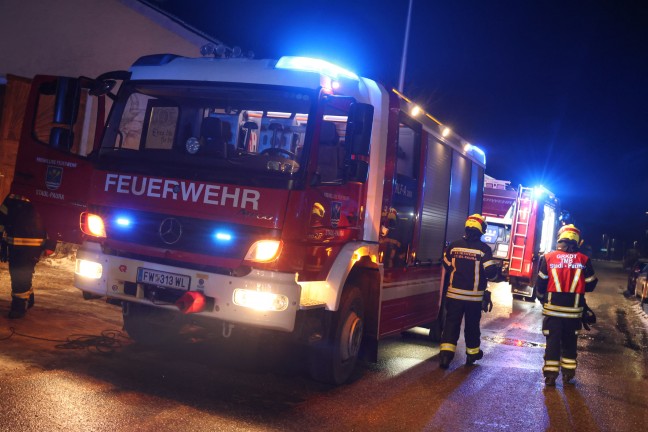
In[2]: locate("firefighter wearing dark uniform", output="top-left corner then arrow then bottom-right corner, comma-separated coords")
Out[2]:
536,224 -> 597,386
0,194 -> 48,319
439,214 -> 498,369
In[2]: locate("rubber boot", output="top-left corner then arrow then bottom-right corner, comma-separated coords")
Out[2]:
544,372 -> 558,386
8,298 -> 27,319
439,351 -> 454,369
562,369 -> 575,384
466,349 -> 484,366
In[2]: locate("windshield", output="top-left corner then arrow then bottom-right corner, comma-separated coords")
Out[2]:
100,82 -> 317,179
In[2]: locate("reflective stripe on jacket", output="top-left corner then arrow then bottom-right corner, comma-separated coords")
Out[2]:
0,194 -> 47,249
537,248 -> 597,319
443,236 -> 497,302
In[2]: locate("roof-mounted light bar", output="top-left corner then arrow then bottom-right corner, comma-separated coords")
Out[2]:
275,56 -> 359,80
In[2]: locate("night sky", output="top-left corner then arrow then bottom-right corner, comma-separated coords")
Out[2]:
150,0 -> 648,254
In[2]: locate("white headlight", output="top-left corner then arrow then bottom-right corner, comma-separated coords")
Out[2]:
75,259 -> 103,279
233,289 -> 289,311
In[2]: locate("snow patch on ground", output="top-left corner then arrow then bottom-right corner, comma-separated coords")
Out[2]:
630,302 -> 648,329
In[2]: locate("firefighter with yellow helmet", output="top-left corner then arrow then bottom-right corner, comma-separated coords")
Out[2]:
439,214 -> 498,369
536,224 -> 597,386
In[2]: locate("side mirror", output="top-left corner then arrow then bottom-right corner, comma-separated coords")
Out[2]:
346,103 -> 373,156
89,79 -> 117,97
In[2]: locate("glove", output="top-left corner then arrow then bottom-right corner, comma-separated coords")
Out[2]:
581,301 -> 596,331
482,290 -> 493,313
0,241 -> 7,263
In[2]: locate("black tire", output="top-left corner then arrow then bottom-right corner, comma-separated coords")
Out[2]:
122,302 -> 184,346
309,286 -> 364,385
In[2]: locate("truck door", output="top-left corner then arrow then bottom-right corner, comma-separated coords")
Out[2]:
11,75 -> 108,244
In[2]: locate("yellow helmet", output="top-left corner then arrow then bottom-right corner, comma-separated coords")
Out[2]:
311,202 -> 325,218
557,224 -> 580,243
465,214 -> 487,234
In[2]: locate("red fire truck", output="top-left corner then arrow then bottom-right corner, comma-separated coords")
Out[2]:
481,176 -> 560,301
12,53 -> 486,384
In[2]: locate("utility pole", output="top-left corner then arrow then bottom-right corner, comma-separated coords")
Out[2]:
398,0 -> 414,92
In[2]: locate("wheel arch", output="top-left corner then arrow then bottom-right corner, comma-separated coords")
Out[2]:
321,241 -> 381,311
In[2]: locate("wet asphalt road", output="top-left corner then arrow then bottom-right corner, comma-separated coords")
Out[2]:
0,258 -> 646,431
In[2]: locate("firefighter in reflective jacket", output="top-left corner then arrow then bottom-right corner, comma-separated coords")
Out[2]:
439,214 -> 498,369
536,224 -> 597,386
0,194 -> 50,319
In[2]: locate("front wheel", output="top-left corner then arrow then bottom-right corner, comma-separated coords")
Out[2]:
309,286 -> 364,385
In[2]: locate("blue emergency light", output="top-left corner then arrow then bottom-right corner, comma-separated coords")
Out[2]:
115,217 -> 132,227
275,56 -> 359,80
214,231 -> 233,242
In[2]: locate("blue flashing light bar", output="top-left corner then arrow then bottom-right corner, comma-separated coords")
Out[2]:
214,231 -> 233,242
115,217 -> 132,227
533,185 -> 552,198
275,56 -> 359,80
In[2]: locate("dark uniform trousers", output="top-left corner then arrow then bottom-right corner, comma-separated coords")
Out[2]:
9,246 -> 41,310
440,298 -> 483,356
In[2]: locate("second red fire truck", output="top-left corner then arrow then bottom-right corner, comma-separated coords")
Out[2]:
12,52 -> 486,384
481,175 -> 560,300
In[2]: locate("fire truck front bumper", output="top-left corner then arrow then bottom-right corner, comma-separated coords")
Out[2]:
74,242 -> 301,332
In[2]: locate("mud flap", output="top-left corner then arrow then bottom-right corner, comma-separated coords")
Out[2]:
511,284 -> 534,297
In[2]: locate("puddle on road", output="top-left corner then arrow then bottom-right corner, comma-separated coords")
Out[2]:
482,335 -> 545,348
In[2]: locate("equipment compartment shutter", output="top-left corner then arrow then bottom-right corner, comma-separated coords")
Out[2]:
469,163 -> 484,215
446,151 -> 471,242
417,138 -> 451,262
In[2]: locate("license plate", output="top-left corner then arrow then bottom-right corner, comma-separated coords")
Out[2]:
137,268 -> 191,290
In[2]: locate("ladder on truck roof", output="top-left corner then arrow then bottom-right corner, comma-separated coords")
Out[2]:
508,186 -> 534,276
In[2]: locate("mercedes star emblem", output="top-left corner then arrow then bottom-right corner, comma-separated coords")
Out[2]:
159,217 -> 183,245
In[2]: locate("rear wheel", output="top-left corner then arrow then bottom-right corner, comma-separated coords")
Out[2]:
122,302 -> 185,345
309,286 -> 364,385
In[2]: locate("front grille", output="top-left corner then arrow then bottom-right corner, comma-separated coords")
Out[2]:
97,206 -> 277,260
